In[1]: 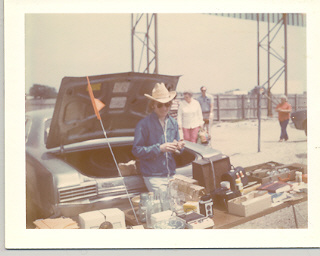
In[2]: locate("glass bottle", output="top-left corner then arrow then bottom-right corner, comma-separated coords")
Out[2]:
146,194 -> 154,228
158,185 -> 171,211
138,193 -> 149,223
153,189 -> 162,214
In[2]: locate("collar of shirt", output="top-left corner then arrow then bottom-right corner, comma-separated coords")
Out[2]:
158,116 -> 168,129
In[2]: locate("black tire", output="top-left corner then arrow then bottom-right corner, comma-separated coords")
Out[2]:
303,121 -> 307,136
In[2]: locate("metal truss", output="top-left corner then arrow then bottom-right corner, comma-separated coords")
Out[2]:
257,13 -> 289,117
131,13 -> 158,74
130,13 -> 305,118
210,13 -> 306,116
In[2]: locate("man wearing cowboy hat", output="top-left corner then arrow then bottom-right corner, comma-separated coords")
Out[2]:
132,83 -> 185,192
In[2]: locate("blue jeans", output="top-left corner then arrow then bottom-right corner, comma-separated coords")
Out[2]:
143,176 -> 174,192
279,119 -> 289,140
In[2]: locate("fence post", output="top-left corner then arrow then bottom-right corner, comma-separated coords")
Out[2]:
242,95 -> 245,119
295,94 -> 298,111
217,95 -> 220,121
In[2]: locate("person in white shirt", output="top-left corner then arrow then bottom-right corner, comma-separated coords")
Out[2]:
177,91 -> 203,143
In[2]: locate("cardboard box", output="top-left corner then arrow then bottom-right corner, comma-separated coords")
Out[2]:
78,208 -> 126,229
284,163 -> 307,174
118,160 -> 139,176
227,191 -> 271,217
169,178 -> 206,202
174,174 -> 199,185
244,161 -> 283,173
245,162 -> 304,184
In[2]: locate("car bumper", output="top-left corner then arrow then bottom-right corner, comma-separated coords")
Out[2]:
53,194 -> 138,219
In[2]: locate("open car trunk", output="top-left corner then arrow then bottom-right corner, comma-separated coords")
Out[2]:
59,144 -> 197,178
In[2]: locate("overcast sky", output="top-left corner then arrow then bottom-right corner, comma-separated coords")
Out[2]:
25,13 -> 306,95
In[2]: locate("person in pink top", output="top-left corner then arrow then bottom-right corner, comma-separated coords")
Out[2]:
177,91 -> 203,143
276,95 -> 292,142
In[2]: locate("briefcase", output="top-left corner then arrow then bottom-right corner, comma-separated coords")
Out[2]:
192,154 -> 231,193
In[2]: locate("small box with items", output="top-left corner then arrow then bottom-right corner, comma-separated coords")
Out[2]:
227,191 -> 272,217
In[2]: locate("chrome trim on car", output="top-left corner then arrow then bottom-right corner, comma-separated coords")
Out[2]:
99,185 -> 126,195
58,181 -> 98,203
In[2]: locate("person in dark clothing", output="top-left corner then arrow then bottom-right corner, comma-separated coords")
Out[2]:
197,86 -> 214,136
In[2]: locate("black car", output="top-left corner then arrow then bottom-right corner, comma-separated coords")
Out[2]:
291,109 -> 307,135
25,72 -> 226,228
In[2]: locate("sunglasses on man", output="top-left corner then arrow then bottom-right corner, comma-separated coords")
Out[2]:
156,101 -> 172,108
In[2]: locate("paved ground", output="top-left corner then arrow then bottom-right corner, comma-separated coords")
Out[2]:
208,118 -> 308,229
210,118 -> 307,167
231,201 -> 308,229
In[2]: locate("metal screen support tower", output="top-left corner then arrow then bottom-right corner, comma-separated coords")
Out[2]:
257,13 -> 288,117
131,13 -> 159,74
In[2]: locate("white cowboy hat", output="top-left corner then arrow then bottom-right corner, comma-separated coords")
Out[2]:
144,83 -> 176,103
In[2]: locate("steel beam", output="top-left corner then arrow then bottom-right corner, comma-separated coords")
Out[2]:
131,13 -> 159,74
257,13 -> 288,117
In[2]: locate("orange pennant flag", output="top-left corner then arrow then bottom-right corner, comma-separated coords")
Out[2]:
86,76 -> 105,120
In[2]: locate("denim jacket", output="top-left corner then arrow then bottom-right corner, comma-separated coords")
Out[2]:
132,112 -> 181,177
